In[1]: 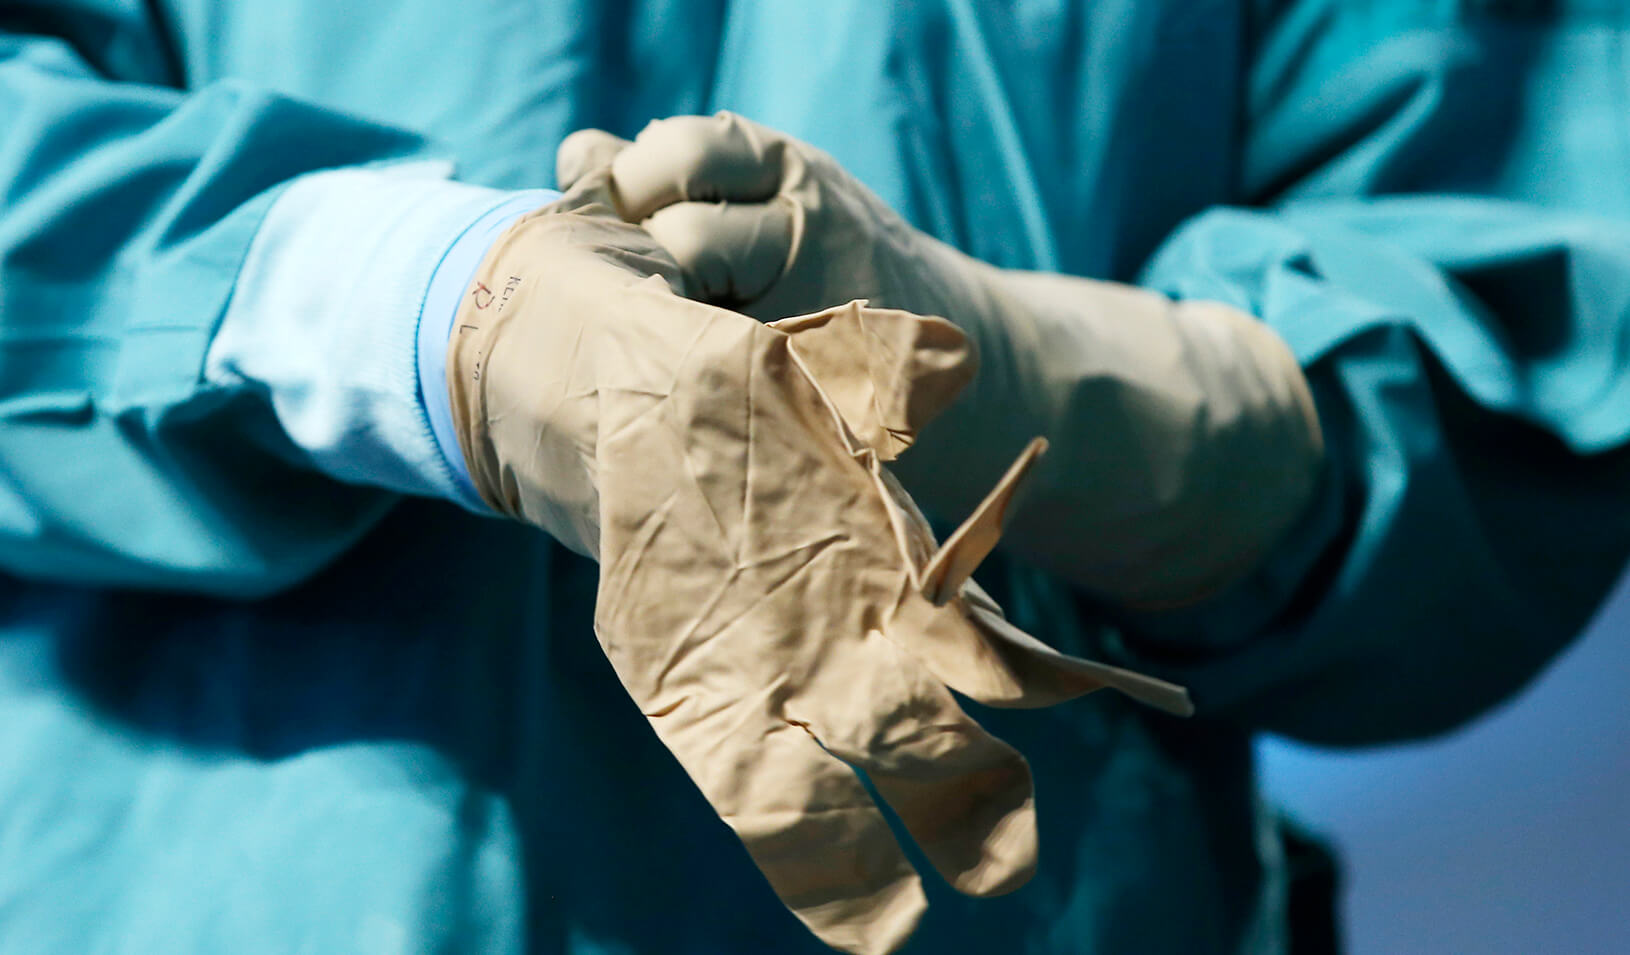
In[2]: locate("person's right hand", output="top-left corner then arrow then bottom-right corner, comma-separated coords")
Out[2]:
442,172 -> 1189,954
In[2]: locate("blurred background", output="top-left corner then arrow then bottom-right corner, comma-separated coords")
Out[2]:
1259,569 -> 1630,954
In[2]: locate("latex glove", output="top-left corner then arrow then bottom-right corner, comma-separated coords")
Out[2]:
558,115 -> 1326,609
444,175 -> 1189,954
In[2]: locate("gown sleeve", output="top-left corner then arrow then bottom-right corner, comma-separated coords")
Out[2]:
1125,197 -> 1630,744
0,19 -> 450,597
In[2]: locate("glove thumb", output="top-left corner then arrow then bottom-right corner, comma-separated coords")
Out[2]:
556,128 -> 634,194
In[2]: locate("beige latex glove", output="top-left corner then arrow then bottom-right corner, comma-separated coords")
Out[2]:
445,175 -> 1190,955
558,114 -> 1326,609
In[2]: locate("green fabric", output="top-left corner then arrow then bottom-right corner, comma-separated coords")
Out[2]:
2,1 -> 1628,952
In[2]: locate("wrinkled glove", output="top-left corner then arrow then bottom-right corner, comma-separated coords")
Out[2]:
444,176 -> 1189,954
558,114 -> 1326,609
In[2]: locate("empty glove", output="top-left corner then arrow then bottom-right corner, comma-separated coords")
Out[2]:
558,114 -> 1326,609
443,174 -> 1189,954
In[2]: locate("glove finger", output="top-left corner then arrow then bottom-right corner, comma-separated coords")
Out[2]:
677,719 -> 927,955
919,437 -> 1047,603
867,443 -> 1196,715
772,304 -> 976,462
867,730 -> 1038,899
864,462 -> 1075,707
879,566 -> 1193,714
614,112 -> 785,222
796,644 -> 1039,899
556,128 -> 634,193
959,591 -> 1196,715
644,197 -> 795,305
525,191 -> 690,296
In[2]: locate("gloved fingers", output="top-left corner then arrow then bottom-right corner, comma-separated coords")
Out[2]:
518,196 -> 690,297
919,437 -> 1048,603
957,591 -> 1196,716
613,112 -> 785,222
556,128 -> 633,193
773,304 -> 976,462
795,651 -> 1038,898
548,144 -> 645,224
868,454 -> 1195,713
866,738 -> 1038,898
547,162 -> 625,217
878,585 -> 1054,707
885,552 -> 1195,713
643,196 -> 796,304
863,455 -> 1079,708
700,721 -> 926,955
863,464 -> 1067,708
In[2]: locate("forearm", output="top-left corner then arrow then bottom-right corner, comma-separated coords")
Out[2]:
1113,199 -> 1630,742
0,39 -> 410,593
0,24 -> 550,595
206,165 -> 556,508
892,238 -> 1325,609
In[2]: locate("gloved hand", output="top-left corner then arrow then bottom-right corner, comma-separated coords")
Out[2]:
557,114 -> 1326,609
443,173 -> 1190,954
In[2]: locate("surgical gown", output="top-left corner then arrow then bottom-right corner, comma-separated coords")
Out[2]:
3,1 -> 1630,952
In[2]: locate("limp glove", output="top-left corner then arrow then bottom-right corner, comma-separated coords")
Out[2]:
444,175 -> 1189,954
559,114 -> 1326,609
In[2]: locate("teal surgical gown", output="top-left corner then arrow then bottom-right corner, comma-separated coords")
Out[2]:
4,1 -> 1630,952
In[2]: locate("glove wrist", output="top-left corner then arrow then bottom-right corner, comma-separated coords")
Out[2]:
444,208 -> 605,552
419,190 -> 560,511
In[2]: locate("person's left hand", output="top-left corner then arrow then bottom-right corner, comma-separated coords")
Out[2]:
554,114 -> 1326,611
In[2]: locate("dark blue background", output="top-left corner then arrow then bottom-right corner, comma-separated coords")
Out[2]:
1259,570 -> 1630,953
